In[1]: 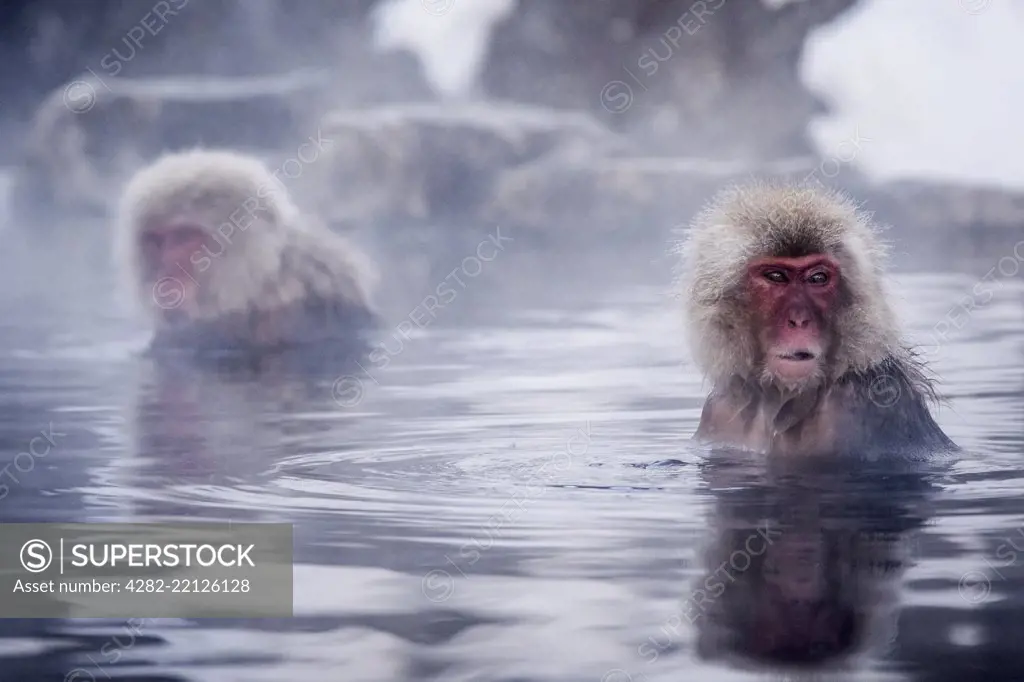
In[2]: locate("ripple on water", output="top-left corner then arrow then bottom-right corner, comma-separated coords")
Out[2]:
0,268 -> 1019,680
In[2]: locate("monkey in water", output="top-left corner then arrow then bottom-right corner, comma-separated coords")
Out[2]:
677,183 -> 956,458
115,148 -> 378,360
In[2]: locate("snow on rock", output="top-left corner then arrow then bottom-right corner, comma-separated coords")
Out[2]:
301,101 -> 625,228
372,0 -> 518,99
802,0 -> 1024,190
10,70 -> 329,223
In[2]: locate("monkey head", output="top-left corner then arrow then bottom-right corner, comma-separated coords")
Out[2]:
678,182 -> 903,393
115,149 -> 300,327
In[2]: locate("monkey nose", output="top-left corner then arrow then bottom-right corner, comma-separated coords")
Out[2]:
786,311 -> 811,328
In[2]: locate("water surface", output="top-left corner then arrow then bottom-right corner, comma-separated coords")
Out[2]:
0,234 -> 1020,682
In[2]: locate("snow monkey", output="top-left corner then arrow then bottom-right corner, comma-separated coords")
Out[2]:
115,148 -> 378,357
677,182 -> 956,458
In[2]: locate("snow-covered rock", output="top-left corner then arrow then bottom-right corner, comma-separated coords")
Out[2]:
10,69 -> 330,223
301,102 -> 625,228
803,0 -> 1024,190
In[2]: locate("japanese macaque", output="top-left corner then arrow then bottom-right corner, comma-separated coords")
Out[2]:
678,183 -> 956,457
115,149 -> 378,358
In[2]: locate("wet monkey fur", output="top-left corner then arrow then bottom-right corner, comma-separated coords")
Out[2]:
677,183 -> 956,457
115,149 -> 378,358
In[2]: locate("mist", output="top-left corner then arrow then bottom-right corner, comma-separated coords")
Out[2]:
0,2 -> 1022,682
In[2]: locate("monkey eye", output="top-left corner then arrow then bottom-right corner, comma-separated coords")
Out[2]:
763,270 -> 788,284
807,271 -> 829,285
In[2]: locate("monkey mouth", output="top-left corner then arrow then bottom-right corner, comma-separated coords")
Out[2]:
768,349 -> 821,386
778,350 -> 816,362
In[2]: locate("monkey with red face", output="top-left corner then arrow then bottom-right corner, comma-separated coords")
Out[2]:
678,183 -> 956,457
115,149 -> 377,360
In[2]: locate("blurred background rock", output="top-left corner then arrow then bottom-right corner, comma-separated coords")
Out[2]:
1,0 -> 1021,267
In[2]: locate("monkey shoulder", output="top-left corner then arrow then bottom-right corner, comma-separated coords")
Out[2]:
278,230 -> 376,313
836,356 -> 957,456
262,292 -> 378,351
274,244 -> 377,344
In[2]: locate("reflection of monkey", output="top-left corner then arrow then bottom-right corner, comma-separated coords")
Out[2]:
688,457 -> 933,669
678,183 -> 956,457
126,355 -> 346,495
115,149 -> 378,358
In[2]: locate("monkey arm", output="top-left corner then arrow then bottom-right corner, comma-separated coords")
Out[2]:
694,381 -> 765,453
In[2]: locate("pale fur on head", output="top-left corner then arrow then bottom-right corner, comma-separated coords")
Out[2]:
115,148 -> 377,322
675,181 -> 904,389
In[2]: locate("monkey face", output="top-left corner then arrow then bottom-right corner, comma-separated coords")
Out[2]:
744,254 -> 841,390
139,223 -> 212,317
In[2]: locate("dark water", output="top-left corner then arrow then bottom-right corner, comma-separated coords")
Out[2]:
0,228 -> 1021,682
